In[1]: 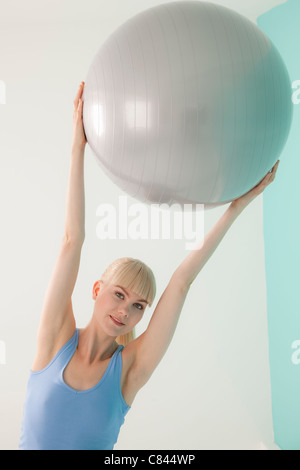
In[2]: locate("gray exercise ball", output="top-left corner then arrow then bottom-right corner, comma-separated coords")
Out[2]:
83,1 -> 292,208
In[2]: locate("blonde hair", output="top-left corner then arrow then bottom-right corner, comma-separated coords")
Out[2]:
99,257 -> 156,346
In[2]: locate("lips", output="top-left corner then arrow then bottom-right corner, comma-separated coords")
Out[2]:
110,315 -> 125,326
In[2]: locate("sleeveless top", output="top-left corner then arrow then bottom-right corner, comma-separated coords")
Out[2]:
19,329 -> 131,450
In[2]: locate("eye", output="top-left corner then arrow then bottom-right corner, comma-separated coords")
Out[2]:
115,291 -> 144,310
134,303 -> 143,310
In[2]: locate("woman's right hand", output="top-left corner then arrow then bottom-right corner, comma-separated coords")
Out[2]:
72,81 -> 87,150
230,160 -> 280,212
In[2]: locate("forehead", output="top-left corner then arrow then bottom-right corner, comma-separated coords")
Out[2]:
113,285 -> 147,304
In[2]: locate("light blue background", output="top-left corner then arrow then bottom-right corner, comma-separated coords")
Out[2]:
258,0 -> 300,451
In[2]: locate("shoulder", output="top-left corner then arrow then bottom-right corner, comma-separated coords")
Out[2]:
31,326 -> 77,372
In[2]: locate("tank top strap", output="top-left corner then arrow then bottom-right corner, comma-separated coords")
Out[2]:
42,328 -> 79,374
115,345 -> 125,380
113,344 -> 125,366
55,328 -> 78,367
102,344 -> 122,379
61,328 -> 79,365
104,344 -> 129,412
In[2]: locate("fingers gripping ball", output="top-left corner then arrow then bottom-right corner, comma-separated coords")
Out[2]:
82,1 -> 292,207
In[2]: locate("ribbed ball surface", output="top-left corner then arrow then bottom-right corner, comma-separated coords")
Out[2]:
83,1 -> 292,206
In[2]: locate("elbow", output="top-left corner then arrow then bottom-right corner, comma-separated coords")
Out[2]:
62,233 -> 85,246
171,272 -> 192,293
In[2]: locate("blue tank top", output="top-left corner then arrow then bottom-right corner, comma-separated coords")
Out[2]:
19,328 -> 131,450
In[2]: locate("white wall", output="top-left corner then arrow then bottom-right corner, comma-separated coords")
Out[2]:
0,0 -> 285,450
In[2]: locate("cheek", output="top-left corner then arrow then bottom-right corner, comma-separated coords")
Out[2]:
95,295 -> 112,314
132,310 -> 144,324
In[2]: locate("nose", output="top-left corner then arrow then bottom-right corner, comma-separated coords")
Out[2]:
117,305 -> 129,319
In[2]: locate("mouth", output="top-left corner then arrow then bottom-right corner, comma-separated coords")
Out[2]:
110,315 -> 125,326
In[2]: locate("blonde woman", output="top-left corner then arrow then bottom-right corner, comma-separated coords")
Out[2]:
19,82 -> 279,450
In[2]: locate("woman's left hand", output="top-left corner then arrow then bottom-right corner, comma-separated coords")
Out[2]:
72,81 -> 87,151
230,160 -> 280,212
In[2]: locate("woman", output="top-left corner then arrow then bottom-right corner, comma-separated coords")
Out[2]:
19,82 -> 279,450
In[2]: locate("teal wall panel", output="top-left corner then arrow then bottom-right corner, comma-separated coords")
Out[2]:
258,0 -> 299,450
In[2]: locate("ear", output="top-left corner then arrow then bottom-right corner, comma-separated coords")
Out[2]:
92,280 -> 104,300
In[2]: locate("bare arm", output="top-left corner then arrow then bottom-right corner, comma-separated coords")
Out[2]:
133,203 -> 241,382
174,160 -> 280,288
173,203 -> 242,287
133,161 -> 280,384
63,146 -> 85,243
64,82 -> 87,242
32,83 -> 87,370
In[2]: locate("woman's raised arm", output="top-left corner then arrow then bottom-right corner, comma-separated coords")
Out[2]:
174,160 -> 280,287
32,83 -> 87,371
64,82 -> 87,242
131,160 -> 279,387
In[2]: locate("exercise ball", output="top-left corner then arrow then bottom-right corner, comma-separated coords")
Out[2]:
83,1 -> 292,207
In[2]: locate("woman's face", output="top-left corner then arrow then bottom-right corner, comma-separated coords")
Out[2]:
92,281 -> 148,336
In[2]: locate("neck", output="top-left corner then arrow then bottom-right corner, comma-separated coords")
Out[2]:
78,317 -> 119,364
